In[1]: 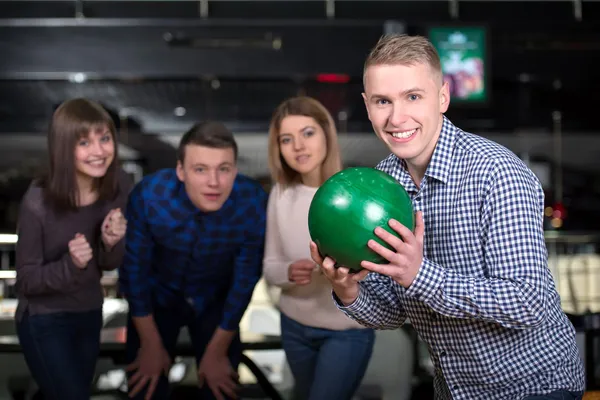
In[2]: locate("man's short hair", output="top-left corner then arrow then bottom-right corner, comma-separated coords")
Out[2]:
177,121 -> 238,163
363,34 -> 443,85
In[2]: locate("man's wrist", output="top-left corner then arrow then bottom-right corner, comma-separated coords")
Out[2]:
205,327 -> 235,357
132,315 -> 162,348
335,287 -> 359,307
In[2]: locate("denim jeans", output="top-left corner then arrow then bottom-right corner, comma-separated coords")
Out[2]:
280,312 -> 375,400
16,308 -> 103,400
124,297 -> 242,400
523,390 -> 584,400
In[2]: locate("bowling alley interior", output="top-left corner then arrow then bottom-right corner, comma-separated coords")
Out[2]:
1,1 -> 600,399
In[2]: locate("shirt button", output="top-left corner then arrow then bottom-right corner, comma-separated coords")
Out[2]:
415,197 -> 421,202
186,297 -> 194,305
453,385 -> 459,390
440,351 -> 447,357
431,313 -> 437,321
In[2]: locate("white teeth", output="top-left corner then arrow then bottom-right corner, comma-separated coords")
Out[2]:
88,160 -> 104,166
391,129 -> 416,139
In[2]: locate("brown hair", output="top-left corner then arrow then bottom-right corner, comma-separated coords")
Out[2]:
363,34 -> 443,85
268,96 -> 342,186
177,120 -> 238,164
41,98 -> 120,211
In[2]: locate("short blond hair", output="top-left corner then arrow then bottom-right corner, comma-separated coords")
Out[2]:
267,96 -> 342,187
363,34 -> 442,85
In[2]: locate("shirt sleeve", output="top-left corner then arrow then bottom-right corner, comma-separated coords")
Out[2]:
98,240 -> 125,271
219,189 -> 268,331
118,183 -> 154,317
15,199 -> 83,296
335,271 -> 407,330
262,186 -> 295,289
405,160 -> 548,329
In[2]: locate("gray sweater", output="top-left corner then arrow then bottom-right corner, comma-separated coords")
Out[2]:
14,172 -> 132,321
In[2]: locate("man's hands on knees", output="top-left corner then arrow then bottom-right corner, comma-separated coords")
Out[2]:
198,348 -> 239,400
309,242 -> 368,306
126,338 -> 171,400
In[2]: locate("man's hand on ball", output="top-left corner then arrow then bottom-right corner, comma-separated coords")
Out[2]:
309,242 -> 368,306
360,211 -> 425,288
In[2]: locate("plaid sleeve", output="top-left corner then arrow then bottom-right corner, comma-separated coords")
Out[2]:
335,272 -> 407,330
119,184 -> 155,317
406,160 -> 548,329
219,189 -> 268,331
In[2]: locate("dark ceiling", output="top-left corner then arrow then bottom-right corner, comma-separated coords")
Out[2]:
1,0 -> 600,136
0,1 -> 599,231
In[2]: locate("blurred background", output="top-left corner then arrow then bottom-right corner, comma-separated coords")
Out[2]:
0,0 -> 599,399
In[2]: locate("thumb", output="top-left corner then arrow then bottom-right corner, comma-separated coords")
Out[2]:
75,233 -> 84,239
309,242 -> 324,265
414,211 -> 425,243
351,268 -> 369,282
106,209 -> 116,220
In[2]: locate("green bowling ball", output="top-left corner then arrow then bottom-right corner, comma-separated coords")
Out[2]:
308,167 -> 415,272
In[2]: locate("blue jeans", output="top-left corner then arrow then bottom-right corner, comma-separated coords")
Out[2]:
125,297 -> 242,400
280,312 -> 375,400
16,308 -> 103,400
524,390 -> 584,399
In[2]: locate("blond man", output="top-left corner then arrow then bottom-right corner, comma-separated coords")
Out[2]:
311,34 -> 585,400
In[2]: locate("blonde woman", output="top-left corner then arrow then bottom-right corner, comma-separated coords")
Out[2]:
263,96 -> 374,400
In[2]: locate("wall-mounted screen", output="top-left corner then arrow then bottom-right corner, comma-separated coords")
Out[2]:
428,26 -> 488,104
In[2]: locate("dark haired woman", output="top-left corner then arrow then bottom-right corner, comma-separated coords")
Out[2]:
14,98 -> 132,399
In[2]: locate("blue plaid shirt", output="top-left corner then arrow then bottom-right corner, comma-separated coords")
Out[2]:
337,117 -> 585,399
119,168 -> 267,331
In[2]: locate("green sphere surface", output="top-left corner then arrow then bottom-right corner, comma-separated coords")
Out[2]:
308,167 -> 415,272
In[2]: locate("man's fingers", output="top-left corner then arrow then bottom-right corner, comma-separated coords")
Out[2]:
219,380 -> 238,399
309,242 -> 324,265
321,256 -> 336,270
231,369 -> 240,381
144,377 -> 159,400
125,361 -> 139,372
208,382 -> 226,400
388,219 -> 416,246
163,361 -> 171,375
367,239 -> 398,263
374,226 -> 405,251
360,260 -> 398,278
351,269 -> 370,282
128,374 -> 149,398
